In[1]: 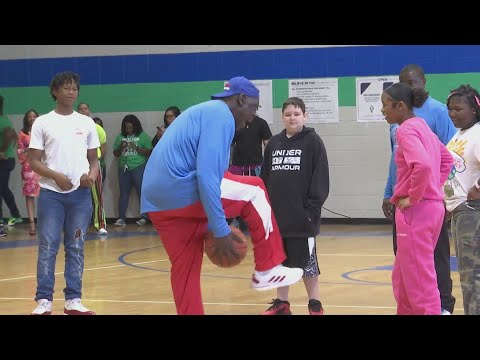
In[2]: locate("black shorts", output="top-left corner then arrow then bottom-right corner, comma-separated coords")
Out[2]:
282,236 -> 320,277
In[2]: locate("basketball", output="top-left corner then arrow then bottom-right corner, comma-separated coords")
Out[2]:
204,225 -> 248,268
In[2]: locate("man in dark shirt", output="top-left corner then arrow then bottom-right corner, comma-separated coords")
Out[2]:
228,115 -> 272,233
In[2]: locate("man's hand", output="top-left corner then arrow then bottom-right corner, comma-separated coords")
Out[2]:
80,173 -> 95,188
397,197 -> 412,210
53,173 -> 74,191
212,231 -> 243,265
382,198 -> 394,221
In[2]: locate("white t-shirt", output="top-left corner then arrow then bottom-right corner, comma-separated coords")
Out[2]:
29,110 -> 100,193
444,123 -> 480,211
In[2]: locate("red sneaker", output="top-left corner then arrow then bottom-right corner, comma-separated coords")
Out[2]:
262,299 -> 292,315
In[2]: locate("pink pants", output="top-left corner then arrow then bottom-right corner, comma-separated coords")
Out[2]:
149,171 -> 286,315
392,200 -> 444,315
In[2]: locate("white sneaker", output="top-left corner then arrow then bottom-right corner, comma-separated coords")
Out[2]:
441,309 -> 452,315
31,299 -> 52,315
136,218 -> 147,226
251,265 -> 304,291
98,228 -> 108,235
114,219 -> 126,226
64,298 -> 96,315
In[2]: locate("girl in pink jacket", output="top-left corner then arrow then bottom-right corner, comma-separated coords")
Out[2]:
381,82 -> 453,315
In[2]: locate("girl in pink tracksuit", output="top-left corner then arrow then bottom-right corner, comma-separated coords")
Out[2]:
381,82 -> 453,315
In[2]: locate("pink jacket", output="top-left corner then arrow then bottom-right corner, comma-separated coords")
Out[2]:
391,117 -> 453,205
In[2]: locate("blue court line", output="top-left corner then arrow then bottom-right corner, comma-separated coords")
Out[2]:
117,246 -> 400,286
3,228 -> 459,287
0,229 -> 390,250
117,247 -> 248,280
117,245 -> 459,288
341,258 -> 460,287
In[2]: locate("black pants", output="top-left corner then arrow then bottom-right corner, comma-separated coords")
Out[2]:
0,158 -> 21,219
101,165 -> 107,185
393,211 -> 456,313
226,165 -> 261,233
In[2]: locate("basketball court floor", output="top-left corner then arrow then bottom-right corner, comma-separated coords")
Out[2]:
0,223 -> 463,315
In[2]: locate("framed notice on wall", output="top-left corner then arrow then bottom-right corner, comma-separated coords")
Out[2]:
356,76 -> 399,122
288,78 -> 339,123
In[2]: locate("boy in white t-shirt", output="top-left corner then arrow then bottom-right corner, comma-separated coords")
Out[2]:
28,72 -> 100,315
444,84 -> 480,315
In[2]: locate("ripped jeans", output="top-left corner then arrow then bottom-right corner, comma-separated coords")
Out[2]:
35,187 -> 92,301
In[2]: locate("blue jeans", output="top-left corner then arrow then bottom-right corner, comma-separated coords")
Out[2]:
35,187 -> 92,301
117,163 -> 146,220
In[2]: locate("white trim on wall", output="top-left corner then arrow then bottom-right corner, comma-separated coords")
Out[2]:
0,45 -> 377,60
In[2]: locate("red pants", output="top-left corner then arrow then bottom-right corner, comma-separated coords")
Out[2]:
149,171 -> 286,315
392,200 -> 444,315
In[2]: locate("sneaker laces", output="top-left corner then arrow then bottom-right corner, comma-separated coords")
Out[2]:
267,298 -> 289,311
34,299 -> 51,313
66,298 -> 88,311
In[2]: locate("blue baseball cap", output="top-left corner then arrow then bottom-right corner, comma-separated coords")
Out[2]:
211,76 -> 260,99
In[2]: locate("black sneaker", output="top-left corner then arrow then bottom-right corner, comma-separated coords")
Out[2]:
0,227 -> 6,237
308,299 -> 325,315
262,299 -> 292,315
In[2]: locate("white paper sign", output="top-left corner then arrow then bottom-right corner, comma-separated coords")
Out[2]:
356,76 -> 399,122
288,78 -> 339,123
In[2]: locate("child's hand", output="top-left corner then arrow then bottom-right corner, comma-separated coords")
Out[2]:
80,173 -> 95,188
397,197 -> 411,210
53,173 -> 74,191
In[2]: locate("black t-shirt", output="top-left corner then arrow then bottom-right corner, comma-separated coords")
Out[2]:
231,116 -> 272,166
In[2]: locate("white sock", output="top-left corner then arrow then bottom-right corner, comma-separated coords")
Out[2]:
256,264 -> 281,276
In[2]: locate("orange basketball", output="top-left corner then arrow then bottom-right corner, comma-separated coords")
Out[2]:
204,225 -> 248,268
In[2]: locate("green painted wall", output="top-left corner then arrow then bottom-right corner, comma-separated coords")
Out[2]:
2,73 -> 480,114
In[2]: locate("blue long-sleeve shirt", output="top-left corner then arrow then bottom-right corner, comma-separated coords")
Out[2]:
383,96 -> 456,198
141,100 -> 234,237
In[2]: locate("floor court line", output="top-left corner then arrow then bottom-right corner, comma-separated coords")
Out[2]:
0,297 -> 398,310
0,258 -> 171,282
2,224 -> 461,314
